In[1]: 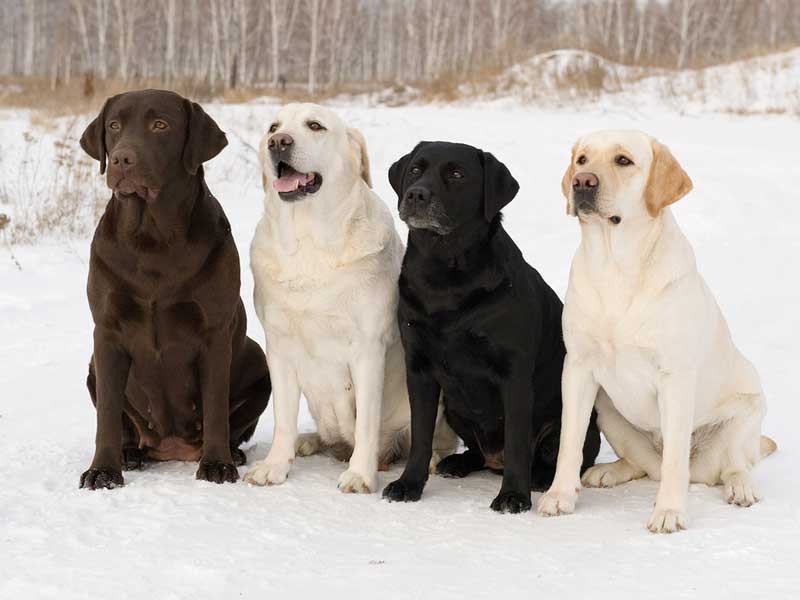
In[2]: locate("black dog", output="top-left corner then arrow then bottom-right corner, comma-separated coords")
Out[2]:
79,90 -> 271,489
382,141 -> 600,513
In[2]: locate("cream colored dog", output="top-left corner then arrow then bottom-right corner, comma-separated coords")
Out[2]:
538,130 -> 775,533
244,103 -> 455,493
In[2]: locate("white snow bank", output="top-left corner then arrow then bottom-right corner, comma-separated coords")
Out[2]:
1,101 -> 799,599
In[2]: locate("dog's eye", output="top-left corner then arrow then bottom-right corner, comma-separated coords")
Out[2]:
268,123 -> 279,134
307,121 -> 325,131
410,166 -> 422,176
450,170 -> 464,179
577,155 -> 587,165
615,155 -> 633,166
108,120 -> 121,131
153,120 -> 168,131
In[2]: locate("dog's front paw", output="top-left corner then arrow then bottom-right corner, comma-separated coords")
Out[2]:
244,460 -> 291,486
195,461 -> 239,484
490,490 -> 532,514
122,448 -> 145,471
382,478 -> 424,502
724,472 -> 759,507
647,506 -> 687,534
80,468 -> 124,490
537,487 -> 577,517
338,468 -> 376,494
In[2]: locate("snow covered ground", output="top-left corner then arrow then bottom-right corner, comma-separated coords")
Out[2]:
1,98 -> 799,599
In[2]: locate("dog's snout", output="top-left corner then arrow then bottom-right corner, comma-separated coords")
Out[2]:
110,148 -> 137,169
268,133 -> 294,152
573,172 -> 599,191
404,187 -> 431,204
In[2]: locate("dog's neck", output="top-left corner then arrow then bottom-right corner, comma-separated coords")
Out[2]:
114,169 -> 205,248
266,176 -> 365,255
577,207 -> 694,289
403,216 -> 511,315
409,215 -> 501,263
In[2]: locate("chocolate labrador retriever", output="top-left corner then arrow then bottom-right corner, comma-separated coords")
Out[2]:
382,141 -> 601,512
79,89 -> 271,489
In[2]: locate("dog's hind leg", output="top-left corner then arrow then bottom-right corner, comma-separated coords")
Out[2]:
582,390 -> 656,488
296,432 -> 323,457
431,402 -> 460,473
433,406 -> 484,478
228,363 -> 272,466
691,391 -> 768,507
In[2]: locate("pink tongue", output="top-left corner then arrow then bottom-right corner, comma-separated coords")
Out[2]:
273,171 -> 313,193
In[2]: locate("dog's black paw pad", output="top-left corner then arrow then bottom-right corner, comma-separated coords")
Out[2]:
490,490 -> 531,514
382,479 -> 424,502
436,454 -> 476,478
122,448 -> 145,471
80,468 -> 124,490
230,447 -> 247,467
196,461 -> 239,484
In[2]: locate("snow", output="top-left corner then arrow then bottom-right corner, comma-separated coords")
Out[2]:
450,49 -> 800,116
1,97 -> 800,599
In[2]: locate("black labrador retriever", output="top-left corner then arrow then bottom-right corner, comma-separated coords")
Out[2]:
382,141 -> 600,512
79,89 -> 271,489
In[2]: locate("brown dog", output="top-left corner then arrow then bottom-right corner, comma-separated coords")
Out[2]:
78,89 -> 271,489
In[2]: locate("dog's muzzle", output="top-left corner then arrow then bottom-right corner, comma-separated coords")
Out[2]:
572,171 -> 599,214
107,147 -> 159,202
267,133 -> 322,201
399,187 -> 452,235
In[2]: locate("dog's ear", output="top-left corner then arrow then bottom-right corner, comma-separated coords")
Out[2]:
347,128 -> 372,188
182,100 -> 228,175
644,139 -> 693,217
388,142 -> 425,206
80,98 -> 110,174
258,132 -> 270,192
561,142 -> 577,216
481,151 -> 519,222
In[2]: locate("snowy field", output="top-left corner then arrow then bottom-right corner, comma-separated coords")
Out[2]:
1,99 -> 799,599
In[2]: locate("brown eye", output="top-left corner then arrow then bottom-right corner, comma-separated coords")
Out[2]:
307,121 -> 325,131
577,155 -> 587,165
153,120 -> 168,131
268,123 -> 278,133
108,121 -> 121,131
410,166 -> 422,175
615,155 -> 633,166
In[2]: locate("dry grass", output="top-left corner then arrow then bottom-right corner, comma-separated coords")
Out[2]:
0,117 -> 107,244
0,75 -> 385,113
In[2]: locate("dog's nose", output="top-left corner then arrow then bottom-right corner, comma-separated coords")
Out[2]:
110,148 -> 137,169
404,187 -> 431,204
268,133 -> 293,152
573,172 -> 599,191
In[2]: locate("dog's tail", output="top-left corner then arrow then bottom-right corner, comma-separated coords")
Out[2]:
760,435 -> 777,458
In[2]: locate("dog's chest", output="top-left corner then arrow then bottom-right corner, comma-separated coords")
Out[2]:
406,314 -> 507,425
566,293 -> 662,431
95,285 -> 210,349
255,243 -> 381,357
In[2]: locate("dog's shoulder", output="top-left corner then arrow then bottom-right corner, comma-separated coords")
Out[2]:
336,187 -> 403,267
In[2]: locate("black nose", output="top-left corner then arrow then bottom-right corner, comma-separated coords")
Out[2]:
573,172 -> 599,190
404,187 -> 430,204
268,133 -> 293,152
110,148 -> 137,169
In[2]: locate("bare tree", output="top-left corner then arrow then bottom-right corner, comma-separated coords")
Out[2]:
1,0 -> 798,94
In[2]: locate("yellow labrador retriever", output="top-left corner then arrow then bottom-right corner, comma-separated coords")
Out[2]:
245,103 -> 456,493
538,130 -> 776,533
